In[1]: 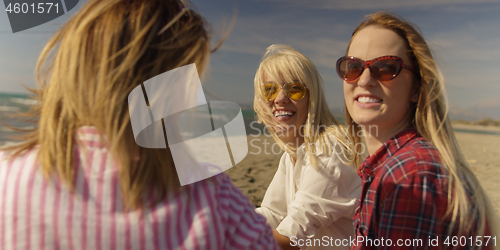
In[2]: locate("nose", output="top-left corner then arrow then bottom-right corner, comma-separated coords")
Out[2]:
355,66 -> 377,88
273,86 -> 289,104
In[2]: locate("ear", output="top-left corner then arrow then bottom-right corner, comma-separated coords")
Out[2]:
410,89 -> 419,103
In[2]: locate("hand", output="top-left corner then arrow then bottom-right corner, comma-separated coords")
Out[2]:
273,229 -> 300,250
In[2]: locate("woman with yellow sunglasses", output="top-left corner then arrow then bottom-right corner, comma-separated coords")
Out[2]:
254,44 -> 361,249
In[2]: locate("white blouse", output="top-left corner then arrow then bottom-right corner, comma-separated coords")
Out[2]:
256,139 -> 362,249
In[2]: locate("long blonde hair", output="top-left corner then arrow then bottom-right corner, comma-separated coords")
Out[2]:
254,44 -> 351,169
3,0 -> 214,210
345,12 -> 498,247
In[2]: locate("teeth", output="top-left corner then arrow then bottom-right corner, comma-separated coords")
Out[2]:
358,96 -> 382,103
274,110 -> 294,117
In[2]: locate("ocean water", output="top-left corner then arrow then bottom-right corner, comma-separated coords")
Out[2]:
0,93 -> 264,144
453,128 -> 500,136
0,93 -> 37,143
1,92 -> 499,144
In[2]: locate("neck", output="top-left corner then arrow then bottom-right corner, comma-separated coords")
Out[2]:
280,135 -> 304,163
363,122 -> 410,156
275,125 -> 305,149
281,135 -> 304,149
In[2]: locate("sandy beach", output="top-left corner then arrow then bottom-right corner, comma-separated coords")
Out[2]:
227,125 -> 500,215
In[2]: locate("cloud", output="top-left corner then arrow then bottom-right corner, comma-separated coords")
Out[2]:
473,97 -> 500,108
468,97 -> 500,119
207,1 -> 500,111
209,10 -> 350,107
424,18 -> 500,89
218,13 -> 351,69
256,0 -> 500,11
430,31 -> 500,62
292,38 -> 349,69
0,74 -> 36,93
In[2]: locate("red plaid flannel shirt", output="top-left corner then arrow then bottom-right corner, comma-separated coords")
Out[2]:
352,128 -> 493,250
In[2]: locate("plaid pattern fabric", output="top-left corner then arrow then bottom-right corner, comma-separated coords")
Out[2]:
353,128 -> 454,249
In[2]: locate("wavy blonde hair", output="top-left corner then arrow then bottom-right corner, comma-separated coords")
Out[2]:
254,44 -> 351,169
345,12 -> 498,248
3,0 -> 217,210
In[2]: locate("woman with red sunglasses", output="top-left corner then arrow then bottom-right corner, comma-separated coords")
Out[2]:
339,12 -> 499,249
254,44 -> 362,249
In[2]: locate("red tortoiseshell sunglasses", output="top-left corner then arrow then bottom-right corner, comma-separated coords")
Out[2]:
336,55 -> 414,81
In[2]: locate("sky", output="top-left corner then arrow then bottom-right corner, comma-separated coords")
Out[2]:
1,0 -> 500,119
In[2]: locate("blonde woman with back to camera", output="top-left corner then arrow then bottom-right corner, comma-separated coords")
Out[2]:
254,44 -> 362,250
337,11 -> 499,250
0,0 -> 280,249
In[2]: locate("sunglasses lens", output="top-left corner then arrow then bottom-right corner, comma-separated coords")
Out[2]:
371,59 -> 401,81
284,82 -> 306,100
338,58 -> 363,81
337,56 -> 406,81
262,82 -> 279,101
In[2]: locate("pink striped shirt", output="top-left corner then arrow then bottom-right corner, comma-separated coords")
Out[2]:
0,127 -> 279,250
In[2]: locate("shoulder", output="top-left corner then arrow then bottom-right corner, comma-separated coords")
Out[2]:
384,137 -> 443,173
305,134 -> 355,176
191,171 -> 239,199
0,150 -> 7,162
275,152 -> 290,174
0,147 -> 38,170
196,172 -> 277,248
378,137 -> 448,192
197,172 -> 258,213
182,172 -> 259,222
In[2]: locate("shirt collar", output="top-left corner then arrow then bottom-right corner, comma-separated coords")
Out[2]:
76,126 -> 106,148
357,127 -> 419,178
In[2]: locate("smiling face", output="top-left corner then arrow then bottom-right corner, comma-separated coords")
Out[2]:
263,73 -> 309,142
344,25 -> 418,139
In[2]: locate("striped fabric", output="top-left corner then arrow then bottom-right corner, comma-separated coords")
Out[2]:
0,127 -> 278,250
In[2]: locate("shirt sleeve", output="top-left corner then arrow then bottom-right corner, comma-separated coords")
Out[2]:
215,173 -> 280,250
255,153 -> 288,229
375,167 -> 450,249
276,143 -> 361,241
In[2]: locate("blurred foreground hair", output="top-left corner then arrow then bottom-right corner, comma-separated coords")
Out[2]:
3,0 -> 219,210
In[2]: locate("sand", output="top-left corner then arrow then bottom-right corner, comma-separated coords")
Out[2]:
227,127 -> 500,215
225,134 -> 282,207
453,125 -> 500,215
